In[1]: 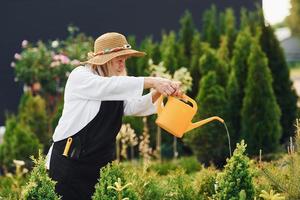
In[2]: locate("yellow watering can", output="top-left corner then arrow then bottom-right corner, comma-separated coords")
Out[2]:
155,94 -> 224,138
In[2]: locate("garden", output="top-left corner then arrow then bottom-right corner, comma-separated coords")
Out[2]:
1,5 -> 300,200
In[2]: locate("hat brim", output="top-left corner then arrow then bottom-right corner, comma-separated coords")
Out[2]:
84,49 -> 146,66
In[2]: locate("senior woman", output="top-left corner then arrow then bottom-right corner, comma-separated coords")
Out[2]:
46,32 -> 182,199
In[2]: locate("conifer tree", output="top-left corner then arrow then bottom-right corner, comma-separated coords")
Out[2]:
215,140 -> 255,200
126,35 -> 138,76
219,8 -> 236,56
199,45 -> 228,88
189,31 -> 202,98
136,36 -> 158,76
241,39 -> 282,155
160,31 -> 178,73
226,70 -> 240,150
184,72 -> 228,167
202,5 -> 220,48
178,10 -> 196,67
229,28 -> 252,138
259,23 -> 297,143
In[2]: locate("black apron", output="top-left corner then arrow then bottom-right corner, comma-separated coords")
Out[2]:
49,101 -> 123,200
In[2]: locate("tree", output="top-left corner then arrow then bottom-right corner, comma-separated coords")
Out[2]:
226,70 -> 240,150
230,28 -> 252,140
189,31 -> 202,98
160,31 -> 179,73
136,36 -> 160,76
202,5 -> 220,48
259,24 -> 298,143
178,10 -> 196,67
184,72 -> 228,167
219,8 -> 237,56
199,45 -> 228,88
215,140 -> 255,200
241,39 -> 282,155
287,0 -> 300,36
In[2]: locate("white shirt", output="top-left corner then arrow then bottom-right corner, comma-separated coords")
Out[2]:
46,65 -> 157,169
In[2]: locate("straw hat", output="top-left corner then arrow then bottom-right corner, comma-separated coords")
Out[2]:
82,32 -> 146,65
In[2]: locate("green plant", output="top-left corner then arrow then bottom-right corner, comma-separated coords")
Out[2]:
92,162 -> 138,200
21,152 -> 60,200
164,169 -> 197,200
241,38 -> 281,155
215,140 -> 255,200
259,190 -> 285,200
193,167 -> 218,199
18,92 -> 49,149
184,71 -> 228,167
0,115 -> 41,169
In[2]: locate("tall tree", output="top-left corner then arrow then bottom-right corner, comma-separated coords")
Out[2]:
199,45 -> 228,88
259,23 -> 298,143
230,28 -> 252,139
160,31 -> 179,73
202,5 -> 220,48
178,10 -> 196,67
219,8 -> 237,57
189,31 -> 202,98
184,72 -> 228,167
241,39 -> 282,155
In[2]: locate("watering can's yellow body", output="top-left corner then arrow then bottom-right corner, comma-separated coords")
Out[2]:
155,94 -> 224,138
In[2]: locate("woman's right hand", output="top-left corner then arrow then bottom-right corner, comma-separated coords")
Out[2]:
144,77 -> 182,97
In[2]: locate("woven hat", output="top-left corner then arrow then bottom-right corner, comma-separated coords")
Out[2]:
82,32 -> 146,65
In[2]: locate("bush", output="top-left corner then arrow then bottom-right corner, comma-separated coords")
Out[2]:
193,167 -> 218,199
0,115 -> 42,169
21,152 -> 60,200
163,169 -> 197,200
215,140 -> 255,200
92,162 -> 138,200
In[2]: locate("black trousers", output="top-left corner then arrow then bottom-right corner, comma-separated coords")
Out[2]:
49,143 -> 113,200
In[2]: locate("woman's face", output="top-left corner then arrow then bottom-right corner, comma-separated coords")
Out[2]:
108,55 -> 128,76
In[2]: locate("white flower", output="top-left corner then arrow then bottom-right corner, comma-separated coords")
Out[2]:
51,40 -> 59,48
21,40 -> 28,48
14,53 -> 22,60
10,62 -> 15,68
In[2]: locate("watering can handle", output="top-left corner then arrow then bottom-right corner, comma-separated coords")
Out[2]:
182,94 -> 198,112
157,94 -> 197,116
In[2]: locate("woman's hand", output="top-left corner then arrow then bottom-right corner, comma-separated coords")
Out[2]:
144,77 -> 183,97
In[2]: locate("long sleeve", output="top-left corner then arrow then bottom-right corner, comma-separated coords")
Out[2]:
67,66 -> 144,101
124,92 -> 157,116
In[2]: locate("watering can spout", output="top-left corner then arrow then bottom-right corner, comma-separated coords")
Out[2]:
186,116 -> 224,133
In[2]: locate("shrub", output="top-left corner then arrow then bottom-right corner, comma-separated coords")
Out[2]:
21,152 -> 60,200
215,140 -> 255,200
0,115 -> 41,169
194,167 -> 218,199
163,169 -> 197,200
92,162 -> 138,200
